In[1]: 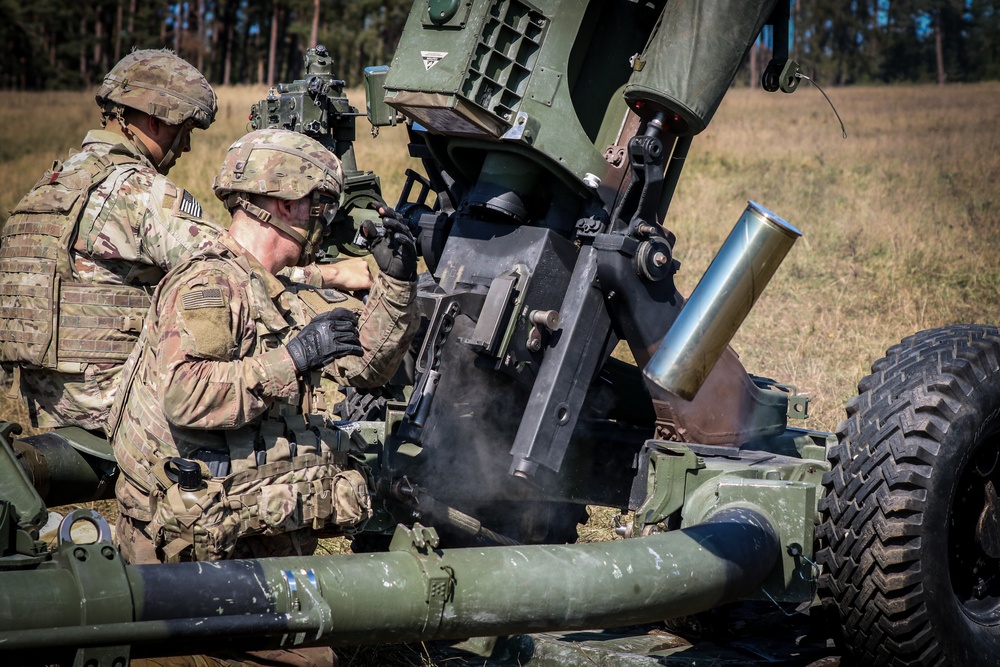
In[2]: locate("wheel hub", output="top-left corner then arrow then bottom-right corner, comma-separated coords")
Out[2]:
952,439 -> 1000,619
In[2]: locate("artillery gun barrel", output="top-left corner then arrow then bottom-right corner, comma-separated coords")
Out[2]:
644,202 -> 800,400
0,508 -> 778,657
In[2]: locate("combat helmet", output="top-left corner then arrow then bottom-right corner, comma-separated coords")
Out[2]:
96,49 -> 217,174
96,49 -> 217,130
213,128 -> 344,265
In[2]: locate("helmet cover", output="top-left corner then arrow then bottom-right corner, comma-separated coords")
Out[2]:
96,49 -> 217,129
213,128 -> 344,265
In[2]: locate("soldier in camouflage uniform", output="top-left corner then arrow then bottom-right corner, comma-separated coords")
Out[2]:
109,128 -> 418,571
0,49 -> 371,434
0,49 -> 219,432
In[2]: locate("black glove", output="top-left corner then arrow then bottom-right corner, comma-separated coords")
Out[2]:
361,210 -> 417,281
285,308 -> 363,373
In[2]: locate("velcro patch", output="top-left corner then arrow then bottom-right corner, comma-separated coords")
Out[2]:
182,287 -> 225,310
178,287 -> 234,361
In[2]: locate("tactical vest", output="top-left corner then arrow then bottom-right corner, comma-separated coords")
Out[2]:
108,248 -> 369,561
0,151 -> 151,370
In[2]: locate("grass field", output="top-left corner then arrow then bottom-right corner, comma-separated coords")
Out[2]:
683,81 -> 1000,430
3,81 -> 997,430
1,81 -> 998,665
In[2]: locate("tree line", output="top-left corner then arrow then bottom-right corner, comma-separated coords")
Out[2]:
0,0 -> 409,90
792,0 -> 1000,85
1,1 -> 997,91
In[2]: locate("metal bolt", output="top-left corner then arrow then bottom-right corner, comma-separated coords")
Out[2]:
529,309 -> 560,331
652,252 -> 668,267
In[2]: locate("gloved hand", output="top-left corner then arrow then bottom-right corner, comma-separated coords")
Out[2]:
361,208 -> 417,281
285,308 -> 363,373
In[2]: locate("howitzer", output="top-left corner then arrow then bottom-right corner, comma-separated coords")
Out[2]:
5,1 -> 987,666
0,0 -> 820,660
363,0 -> 808,544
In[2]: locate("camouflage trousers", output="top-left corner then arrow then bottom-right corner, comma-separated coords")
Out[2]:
117,515 -> 335,667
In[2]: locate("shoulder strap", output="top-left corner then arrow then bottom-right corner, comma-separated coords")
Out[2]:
73,154 -> 146,248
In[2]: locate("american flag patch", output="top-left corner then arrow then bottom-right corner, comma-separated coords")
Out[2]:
182,287 -> 225,310
179,190 -> 203,218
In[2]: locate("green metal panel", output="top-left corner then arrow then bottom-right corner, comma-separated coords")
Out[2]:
683,476 -> 819,602
383,0 -> 632,185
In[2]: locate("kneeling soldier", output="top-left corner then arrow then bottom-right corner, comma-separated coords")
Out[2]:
109,128 -> 419,567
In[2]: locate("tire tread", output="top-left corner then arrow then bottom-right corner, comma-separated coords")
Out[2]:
818,324 -> 1000,666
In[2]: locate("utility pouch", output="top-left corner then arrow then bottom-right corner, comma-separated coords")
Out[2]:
148,420 -> 374,561
147,457 -> 233,562
259,483 -> 303,532
331,468 -> 372,528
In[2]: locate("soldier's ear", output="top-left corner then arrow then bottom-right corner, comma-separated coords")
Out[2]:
146,115 -> 166,140
274,198 -> 295,222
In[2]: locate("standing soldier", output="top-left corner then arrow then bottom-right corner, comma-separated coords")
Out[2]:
108,127 -> 418,567
0,49 -> 220,433
0,50 -> 371,435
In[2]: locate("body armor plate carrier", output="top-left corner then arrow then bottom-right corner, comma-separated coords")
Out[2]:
0,152 -> 150,369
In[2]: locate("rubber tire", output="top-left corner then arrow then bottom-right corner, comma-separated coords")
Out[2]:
817,324 -> 1000,666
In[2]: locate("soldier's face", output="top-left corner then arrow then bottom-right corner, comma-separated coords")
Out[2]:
273,198 -> 314,269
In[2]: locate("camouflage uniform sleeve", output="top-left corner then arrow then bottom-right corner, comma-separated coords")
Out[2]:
279,264 -> 324,287
138,174 -> 222,270
155,262 -> 299,429
83,169 -> 219,271
324,272 -> 419,388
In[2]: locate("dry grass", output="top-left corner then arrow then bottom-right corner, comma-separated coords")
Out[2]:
669,82 -> 1000,430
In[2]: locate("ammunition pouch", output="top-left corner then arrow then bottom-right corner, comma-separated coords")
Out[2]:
0,152 -> 149,370
146,419 -> 372,562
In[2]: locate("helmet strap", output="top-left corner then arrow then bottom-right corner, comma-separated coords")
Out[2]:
114,110 -> 162,174
128,133 -> 164,174
115,110 -> 181,175
225,194 -> 313,262
157,144 -> 178,175
157,120 -> 192,175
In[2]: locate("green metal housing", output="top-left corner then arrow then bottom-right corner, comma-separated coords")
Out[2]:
383,0 -> 653,188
